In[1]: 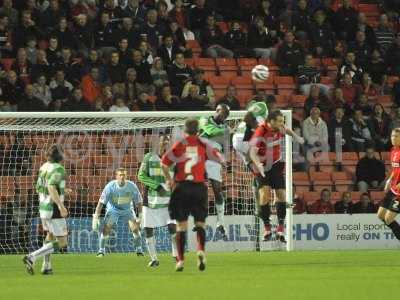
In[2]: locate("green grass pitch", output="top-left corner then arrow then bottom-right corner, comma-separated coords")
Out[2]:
1,250 -> 399,300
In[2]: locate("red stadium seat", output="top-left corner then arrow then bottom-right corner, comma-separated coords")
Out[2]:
238,58 -> 258,72
291,95 -> 307,108
332,172 -> 353,191
231,76 -> 254,89
370,191 -> 386,205
216,58 -> 238,72
194,58 -> 216,72
303,191 -> 320,204
208,76 -> 231,89
310,171 -> 333,191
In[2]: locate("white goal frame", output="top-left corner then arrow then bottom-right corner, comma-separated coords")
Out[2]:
0,110 -> 293,252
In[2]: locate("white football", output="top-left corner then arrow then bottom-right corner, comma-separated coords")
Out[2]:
251,65 -> 269,82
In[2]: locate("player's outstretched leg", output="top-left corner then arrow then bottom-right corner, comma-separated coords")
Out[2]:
145,228 -> 159,267
211,180 -> 227,239
194,224 -> 206,271
23,240 -> 59,275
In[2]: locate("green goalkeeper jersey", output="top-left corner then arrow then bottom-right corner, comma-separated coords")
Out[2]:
138,152 -> 172,209
36,161 -> 66,219
246,101 -> 268,123
199,116 -> 229,151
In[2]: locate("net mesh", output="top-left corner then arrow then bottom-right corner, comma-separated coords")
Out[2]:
0,111 -> 291,254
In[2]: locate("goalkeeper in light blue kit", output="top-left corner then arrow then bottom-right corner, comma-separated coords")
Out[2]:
92,168 -> 144,257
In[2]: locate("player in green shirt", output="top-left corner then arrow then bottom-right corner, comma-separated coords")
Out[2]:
138,134 -> 177,267
199,104 -> 230,238
23,145 -> 69,275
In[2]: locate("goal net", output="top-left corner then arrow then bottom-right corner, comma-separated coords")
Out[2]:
0,111 -> 292,254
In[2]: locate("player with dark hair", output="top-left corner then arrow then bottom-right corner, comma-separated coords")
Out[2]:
377,128 -> 400,241
23,145 -> 68,275
249,110 -> 304,242
161,118 -> 225,272
199,104 -> 230,237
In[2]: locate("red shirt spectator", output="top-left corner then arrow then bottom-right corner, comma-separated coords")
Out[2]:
309,189 -> 334,214
81,67 -> 101,104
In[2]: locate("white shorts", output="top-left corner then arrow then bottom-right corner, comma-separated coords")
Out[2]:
142,206 -> 176,228
41,218 -> 68,237
206,160 -> 222,182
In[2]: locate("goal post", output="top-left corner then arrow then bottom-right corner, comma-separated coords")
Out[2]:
0,110 -> 293,254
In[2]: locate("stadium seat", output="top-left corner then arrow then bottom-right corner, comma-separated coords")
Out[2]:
293,172 -> 311,192
318,152 -> 338,172
310,171 -> 333,191
208,76 -> 231,89
337,152 -> 358,166
274,95 -> 289,108
350,191 -> 363,203
231,76 -> 254,89
291,95 -> 307,108
254,76 -> 275,93
15,176 -> 34,191
194,58 -> 216,72
303,191 -> 320,204
216,58 -> 238,72
274,76 -> 296,95
376,95 -> 393,106
387,76 -> 399,87
332,172 -> 353,191
186,40 -> 202,56
185,58 -> 194,67
370,191 -> 385,205
219,71 -> 238,80
238,58 -> 258,72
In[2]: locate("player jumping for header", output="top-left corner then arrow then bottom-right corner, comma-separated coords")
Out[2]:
93,168 -> 144,257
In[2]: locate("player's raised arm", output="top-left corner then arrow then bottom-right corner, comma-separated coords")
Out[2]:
284,127 -> 305,144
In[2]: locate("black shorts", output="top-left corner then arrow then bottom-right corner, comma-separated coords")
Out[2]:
381,190 -> 400,213
255,162 -> 285,190
169,181 -> 208,222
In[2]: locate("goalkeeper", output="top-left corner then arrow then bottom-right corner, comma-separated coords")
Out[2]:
199,104 -> 230,238
138,134 -> 178,267
92,168 -> 144,257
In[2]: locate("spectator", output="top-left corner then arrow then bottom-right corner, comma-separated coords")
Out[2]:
136,91 -> 155,111
308,9 -> 334,58
18,84 -> 46,111
292,0 -> 312,41
65,88 -> 93,111
169,0 -> 189,29
355,12 -> 376,47
339,51 -> 363,83
340,72 -> 361,106
334,191 -> 354,214
82,49 -> 105,80
13,10 -> 39,50
33,75 -> 52,108
0,0 -> 18,29
367,49 -> 386,85
293,193 -> 307,214
81,67 -> 102,105
157,35 -> 180,66
25,36 -> 37,65
369,104 -> 392,151
348,31 -> 373,69
181,68 -> 215,108
52,17 -> 78,51
30,50 -> 51,83
165,20 -> 191,58
11,48 -> 32,84
97,85 -> 114,109
1,70 -> 23,109
304,85 -> 332,118
247,16 -> 277,60
150,57 -> 169,90
116,0 -> 146,24
386,34 -> 400,76
308,189 -> 334,214
200,15 -> 234,58
139,9 -> 165,50
188,0 -> 213,35
356,93 -> 374,117
217,85 -> 241,110
302,106 -> 330,154
73,14 -> 93,56
117,38 -> 131,66
46,36 -> 60,68
156,0 -> 170,29
348,108 -> 373,152
94,11 -> 117,52
138,40 -> 154,65
109,97 -> 130,112
167,52 -> 194,96
55,47 -> 82,85
352,193 -> 377,213
155,84 -> 181,111
356,145 -> 386,192
333,0 -> 358,41
180,84 -> 208,111
99,0 -> 118,22
129,49 -> 153,86
332,39 -> 346,61
331,87 -> 353,116
276,31 -> 305,76
50,69 -> 73,102
225,21 -> 252,58
124,68 -> 147,107
115,17 -> 140,49
0,14 -> 12,58
360,73 -> 379,98
40,0 -> 67,32
298,54 -> 329,96
328,106 -> 351,151
375,14 -> 395,54
106,51 -> 126,84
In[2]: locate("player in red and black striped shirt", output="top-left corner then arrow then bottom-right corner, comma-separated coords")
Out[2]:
249,110 -> 304,242
161,118 -> 224,272
378,128 -> 400,241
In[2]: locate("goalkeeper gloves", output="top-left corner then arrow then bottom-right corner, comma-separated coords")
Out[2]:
92,214 -> 100,231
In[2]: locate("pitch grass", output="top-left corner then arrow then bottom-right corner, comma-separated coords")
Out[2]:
1,250 -> 399,300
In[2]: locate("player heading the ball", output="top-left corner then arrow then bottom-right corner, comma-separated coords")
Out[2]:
161,118 -> 225,272
93,168 -> 144,257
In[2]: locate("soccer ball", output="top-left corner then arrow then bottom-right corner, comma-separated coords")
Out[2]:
251,65 -> 269,82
